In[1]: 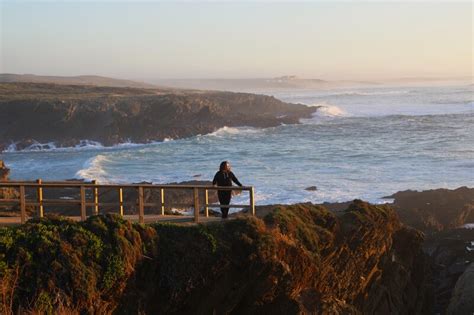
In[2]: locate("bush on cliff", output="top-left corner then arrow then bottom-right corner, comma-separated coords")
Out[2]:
0,214 -> 155,313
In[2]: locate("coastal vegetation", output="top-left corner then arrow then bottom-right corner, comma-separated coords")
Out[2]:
1,201 -> 433,314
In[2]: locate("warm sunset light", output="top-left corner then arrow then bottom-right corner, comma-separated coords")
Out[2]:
0,1 -> 473,314
1,1 -> 472,80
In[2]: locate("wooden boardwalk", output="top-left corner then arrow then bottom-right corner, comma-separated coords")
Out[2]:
0,181 -> 256,225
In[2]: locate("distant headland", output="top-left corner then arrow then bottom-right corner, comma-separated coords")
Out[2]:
0,81 -> 316,151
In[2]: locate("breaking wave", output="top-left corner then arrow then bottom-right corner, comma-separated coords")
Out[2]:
208,126 -> 261,137
75,155 -> 111,183
300,103 -> 348,121
313,104 -> 348,117
3,139 -> 173,153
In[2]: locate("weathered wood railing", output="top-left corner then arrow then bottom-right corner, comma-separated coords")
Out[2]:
0,181 -> 255,224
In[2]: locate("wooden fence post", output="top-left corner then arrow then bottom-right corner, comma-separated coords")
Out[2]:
194,187 -> 200,223
250,187 -> 256,216
160,188 -> 165,215
119,187 -> 124,216
36,179 -> 44,218
80,186 -> 86,221
205,189 -> 209,217
138,186 -> 144,223
20,185 -> 26,224
92,180 -> 99,215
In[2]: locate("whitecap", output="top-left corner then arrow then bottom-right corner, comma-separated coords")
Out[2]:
74,140 -> 103,149
315,104 -> 348,117
301,103 -> 348,123
22,141 -> 58,152
75,155 -> 111,183
208,126 -> 261,137
4,143 -> 18,152
2,138 -> 172,153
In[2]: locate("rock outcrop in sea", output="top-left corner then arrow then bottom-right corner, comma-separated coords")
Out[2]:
387,187 -> 474,233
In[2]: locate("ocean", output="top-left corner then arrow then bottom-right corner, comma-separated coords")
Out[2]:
2,84 -> 473,206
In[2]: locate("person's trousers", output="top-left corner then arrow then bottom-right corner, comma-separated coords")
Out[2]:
218,191 -> 232,218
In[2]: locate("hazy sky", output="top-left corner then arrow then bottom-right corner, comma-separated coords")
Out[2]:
1,1 -> 472,81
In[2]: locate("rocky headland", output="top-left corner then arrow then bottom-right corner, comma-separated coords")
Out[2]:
0,83 -> 316,151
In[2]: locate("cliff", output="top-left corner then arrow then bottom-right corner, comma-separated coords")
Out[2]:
0,83 -> 316,151
0,201 -> 432,314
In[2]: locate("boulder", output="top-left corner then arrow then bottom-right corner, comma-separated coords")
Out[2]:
447,263 -> 474,315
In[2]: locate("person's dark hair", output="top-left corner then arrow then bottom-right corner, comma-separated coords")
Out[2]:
219,161 -> 228,171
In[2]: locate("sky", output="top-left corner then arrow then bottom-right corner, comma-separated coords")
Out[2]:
0,1 -> 472,81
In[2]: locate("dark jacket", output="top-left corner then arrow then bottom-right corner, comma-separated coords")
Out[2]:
212,171 -> 242,187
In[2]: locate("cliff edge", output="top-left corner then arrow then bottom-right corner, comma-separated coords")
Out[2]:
0,201 -> 432,314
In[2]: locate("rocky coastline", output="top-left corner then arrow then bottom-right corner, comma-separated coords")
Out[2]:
0,159 -> 473,313
0,83 -> 317,151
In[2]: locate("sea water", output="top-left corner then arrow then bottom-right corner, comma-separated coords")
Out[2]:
2,84 -> 473,206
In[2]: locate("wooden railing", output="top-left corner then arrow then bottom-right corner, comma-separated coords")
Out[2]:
0,181 -> 256,224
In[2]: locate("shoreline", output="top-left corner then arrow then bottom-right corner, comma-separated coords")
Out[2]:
0,82 -> 317,152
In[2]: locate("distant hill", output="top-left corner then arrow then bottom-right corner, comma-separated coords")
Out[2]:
0,73 -> 158,89
154,76 -> 378,92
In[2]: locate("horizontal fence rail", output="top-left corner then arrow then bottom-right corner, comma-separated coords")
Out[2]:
0,181 -> 256,224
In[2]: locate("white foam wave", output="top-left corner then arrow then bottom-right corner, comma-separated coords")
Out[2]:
208,126 -> 261,137
461,223 -> 474,229
75,154 -> 111,183
316,105 -> 348,117
4,141 -> 58,152
2,139 -> 173,153
4,143 -> 18,152
76,140 -> 103,148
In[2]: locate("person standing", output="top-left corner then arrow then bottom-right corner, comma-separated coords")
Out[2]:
212,161 -> 242,218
